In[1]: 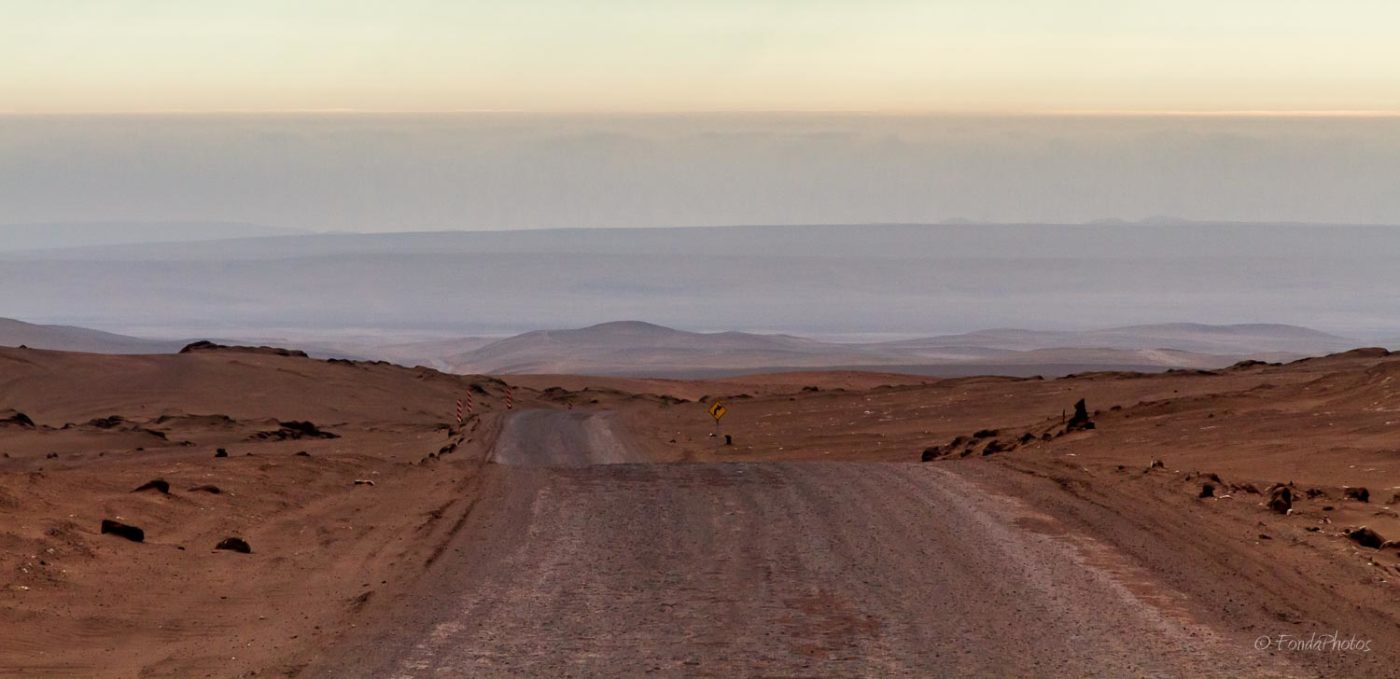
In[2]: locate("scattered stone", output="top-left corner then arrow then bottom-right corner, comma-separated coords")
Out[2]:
1323,505 -> 1335,512
1018,433 -> 1036,445
1258,534 -> 1272,540
1345,487 -> 1371,503
920,446 -> 940,462
981,440 -> 1006,456
1305,488 -> 1328,499
295,451 -> 311,457
1346,527 -> 1385,549
100,519 -> 145,543
215,537 -> 252,554
353,479 -> 376,486
214,448 -> 229,458
131,479 -> 171,494
1267,485 -> 1293,514
972,429 -> 998,439
45,452 -> 59,459
1147,459 -> 1166,471
1199,483 -> 1216,498
188,484 -> 222,494
1231,482 -> 1261,495
1390,493 -> 1400,506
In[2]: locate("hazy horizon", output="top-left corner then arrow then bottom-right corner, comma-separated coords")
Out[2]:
6,113 -> 1400,234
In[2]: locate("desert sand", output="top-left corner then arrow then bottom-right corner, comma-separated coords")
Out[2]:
4,344 -> 1400,676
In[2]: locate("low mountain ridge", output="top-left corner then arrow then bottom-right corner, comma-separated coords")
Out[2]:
0,318 -> 184,355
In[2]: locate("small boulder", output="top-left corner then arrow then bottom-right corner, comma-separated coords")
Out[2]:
920,446 -> 940,462
1199,483 -> 1216,499
981,440 -> 1006,456
1345,487 -> 1370,503
1267,485 -> 1293,514
353,479 -> 376,486
214,448 -> 229,458
188,484 -> 222,494
100,519 -> 145,543
1346,526 -> 1385,549
131,479 -> 171,494
215,537 -> 252,554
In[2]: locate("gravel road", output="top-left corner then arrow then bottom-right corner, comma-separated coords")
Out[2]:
318,410 -> 1299,678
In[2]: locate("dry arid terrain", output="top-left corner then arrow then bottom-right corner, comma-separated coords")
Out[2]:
4,343 -> 1400,676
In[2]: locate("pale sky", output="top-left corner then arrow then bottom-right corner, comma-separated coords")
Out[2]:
5,1 -> 1400,113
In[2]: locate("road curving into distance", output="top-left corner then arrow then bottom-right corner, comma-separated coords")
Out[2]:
314,410 -> 1302,678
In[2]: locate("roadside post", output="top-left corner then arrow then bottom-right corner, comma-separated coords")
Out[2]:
707,400 -> 728,444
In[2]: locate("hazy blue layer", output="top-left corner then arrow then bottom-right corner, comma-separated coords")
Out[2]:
4,224 -> 1400,340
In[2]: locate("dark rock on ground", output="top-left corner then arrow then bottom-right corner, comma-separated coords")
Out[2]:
214,448 -> 229,458
0,410 -> 36,428
86,415 -> 126,429
215,537 -> 252,553
188,484 -> 222,494
252,420 -> 339,441
1066,399 -> 1095,431
921,446 -> 940,462
131,479 -> 170,494
180,340 -> 308,358
1199,483 -> 1215,498
1346,527 -> 1385,549
100,519 -> 145,543
1345,487 -> 1370,503
1267,485 -> 1293,514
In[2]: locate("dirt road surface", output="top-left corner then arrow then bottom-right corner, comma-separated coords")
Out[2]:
311,410 -> 1301,678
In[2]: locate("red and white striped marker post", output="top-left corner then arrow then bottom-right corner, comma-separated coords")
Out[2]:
505,385 -> 514,410
454,399 -> 463,427
464,391 -> 475,416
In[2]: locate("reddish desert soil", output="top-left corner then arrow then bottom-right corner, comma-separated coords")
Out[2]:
0,347 -> 515,677
6,346 -> 1400,676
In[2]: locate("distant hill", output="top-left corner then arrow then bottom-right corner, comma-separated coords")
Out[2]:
0,221 -> 305,253
452,321 -> 874,375
881,323 -> 1356,356
0,318 -> 184,354
437,320 -> 1339,377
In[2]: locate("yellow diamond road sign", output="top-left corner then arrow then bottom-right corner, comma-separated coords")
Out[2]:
707,401 -> 728,423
